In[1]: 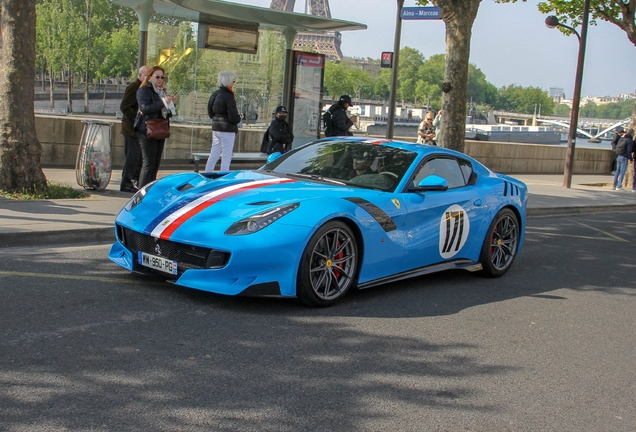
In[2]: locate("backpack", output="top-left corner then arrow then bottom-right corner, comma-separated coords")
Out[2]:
615,136 -> 627,155
322,108 -> 335,137
260,126 -> 271,154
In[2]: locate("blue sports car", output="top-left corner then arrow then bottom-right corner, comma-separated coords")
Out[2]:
109,137 -> 527,307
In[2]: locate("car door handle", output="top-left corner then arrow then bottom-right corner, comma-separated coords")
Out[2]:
473,199 -> 482,206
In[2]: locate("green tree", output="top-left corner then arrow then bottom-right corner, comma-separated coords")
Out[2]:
554,104 -> 571,116
0,0 -> 48,192
499,0 -> 636,129
396,46 -> 424,104
417,0 -> 482,150
99,25 -> 139,80
347,68 -> 372,101
497,85 -> 554,115
324,61 -> 351,98
373,69 -> 392,101
579,102 -> 598,118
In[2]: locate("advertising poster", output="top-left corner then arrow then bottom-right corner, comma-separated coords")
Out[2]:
292,52 -> 324,147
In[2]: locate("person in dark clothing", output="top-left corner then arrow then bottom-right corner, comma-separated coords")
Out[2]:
266,106 -> 294,154
133,66 -> 177,188
205,71 -> 241,171
610,126 -> 625,174
119,65 -> 149,192
325,95 -> 358,137
613,128 -> 634,191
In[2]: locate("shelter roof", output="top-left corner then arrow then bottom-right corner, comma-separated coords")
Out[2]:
112,0 -> 367,32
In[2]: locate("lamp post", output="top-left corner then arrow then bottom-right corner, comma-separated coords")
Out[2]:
387,0 -> 405,139
545,0 -> 590,188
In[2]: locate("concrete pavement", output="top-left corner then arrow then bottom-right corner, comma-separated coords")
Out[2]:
0,167 -> 634,248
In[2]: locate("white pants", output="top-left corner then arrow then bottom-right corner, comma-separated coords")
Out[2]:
205,131 -> 236,171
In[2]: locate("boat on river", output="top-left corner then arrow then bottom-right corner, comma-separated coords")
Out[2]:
466,124 -> 561,144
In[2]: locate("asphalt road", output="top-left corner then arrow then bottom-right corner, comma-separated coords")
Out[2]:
1,212 -> 635,431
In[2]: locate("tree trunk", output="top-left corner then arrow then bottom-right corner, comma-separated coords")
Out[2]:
67,71 -> 73,113
48,66 -> 55,108
434,0 -> 481,152
0,0 -> 47,192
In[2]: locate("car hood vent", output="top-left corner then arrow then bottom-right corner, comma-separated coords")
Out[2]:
503,180 -> 520,197
177,183 -> 194,192
247,201 -> 277,206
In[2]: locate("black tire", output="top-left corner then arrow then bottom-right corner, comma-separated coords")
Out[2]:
478,208 -> 520,278
297,221 -> 358,307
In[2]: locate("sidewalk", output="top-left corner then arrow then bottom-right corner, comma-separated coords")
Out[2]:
0,167 -> 634,248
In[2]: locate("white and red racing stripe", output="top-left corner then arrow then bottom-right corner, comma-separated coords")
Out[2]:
150,178 -> 295,240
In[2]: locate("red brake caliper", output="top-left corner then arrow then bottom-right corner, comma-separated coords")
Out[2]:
333,237 -> 343,280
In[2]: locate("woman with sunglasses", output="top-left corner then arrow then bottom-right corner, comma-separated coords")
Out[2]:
205,71 -> 241,172
133,66 -> 177,187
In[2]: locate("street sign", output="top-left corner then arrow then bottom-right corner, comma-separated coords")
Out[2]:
381,51 -> 393,68
401,7 -> 441,20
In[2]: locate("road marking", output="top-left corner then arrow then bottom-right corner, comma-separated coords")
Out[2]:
569,220 -> 627,242
0,271 -> 160,284
525,231 -> 628,242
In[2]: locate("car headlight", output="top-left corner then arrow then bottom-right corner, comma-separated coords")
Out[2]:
225,203 -> 300,235
124,181 -> 157,211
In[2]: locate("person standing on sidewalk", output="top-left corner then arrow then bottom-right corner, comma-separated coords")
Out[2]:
610,126 -> 625,174
264,106 -> 294,154
134,66 -> 177,188
324,95 -> 357,137
119,65 -> 149,193
612,128 -> 633,191
432,109 -> 443,147
205,71 -> 241,172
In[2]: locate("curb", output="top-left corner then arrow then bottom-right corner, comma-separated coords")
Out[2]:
1,204 -> 634,248
0,228 -> 114,249
527,204 -> 636,217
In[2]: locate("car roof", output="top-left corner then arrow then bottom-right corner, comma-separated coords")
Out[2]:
319,136 -> 463,158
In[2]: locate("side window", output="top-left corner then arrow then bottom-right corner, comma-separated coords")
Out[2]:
458,158 -> 476,185
412,157 -> 467,189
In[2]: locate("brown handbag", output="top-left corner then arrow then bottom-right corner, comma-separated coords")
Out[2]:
146,118 -> 171,140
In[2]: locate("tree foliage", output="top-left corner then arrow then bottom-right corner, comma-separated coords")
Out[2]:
497,84 -> 555,115
498,0 -> 636,128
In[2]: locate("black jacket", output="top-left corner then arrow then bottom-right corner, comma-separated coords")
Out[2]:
266,117 -> 294,153
208,86 -> 241,133
120,78 -> 142,136
133,85 -> 171,133
611,132 -> 623,151
326,102 -> 353,137
620,133 -> 634,161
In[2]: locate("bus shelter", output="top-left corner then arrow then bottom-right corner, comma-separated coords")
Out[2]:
110,0 -> 366,152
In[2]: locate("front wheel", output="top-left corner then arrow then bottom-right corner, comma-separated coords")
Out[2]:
297,221 -> 358,307
478,208 -> 520,277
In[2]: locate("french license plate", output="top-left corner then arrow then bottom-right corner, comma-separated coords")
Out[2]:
138,251 -> 178,275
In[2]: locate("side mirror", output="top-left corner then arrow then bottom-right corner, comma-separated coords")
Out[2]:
410,174 -> 449,191
266,152 -> 282,163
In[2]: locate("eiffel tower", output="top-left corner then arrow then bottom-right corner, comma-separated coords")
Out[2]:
270,0 -> 343,60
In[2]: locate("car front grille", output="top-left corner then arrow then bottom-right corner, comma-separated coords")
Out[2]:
118,225 -> 230,275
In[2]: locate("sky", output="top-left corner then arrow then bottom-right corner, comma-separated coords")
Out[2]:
225,0 -> 636,98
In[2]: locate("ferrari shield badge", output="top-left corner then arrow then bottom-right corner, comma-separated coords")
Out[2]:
439,204 -> 470,258
391,199 -> 400,209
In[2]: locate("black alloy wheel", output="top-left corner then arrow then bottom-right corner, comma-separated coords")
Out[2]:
297,221 -> 358,307
478,208 -> 520,277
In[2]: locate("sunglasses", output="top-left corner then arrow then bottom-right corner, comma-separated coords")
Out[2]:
352,152 -> 372,160
153,75 -> 165,79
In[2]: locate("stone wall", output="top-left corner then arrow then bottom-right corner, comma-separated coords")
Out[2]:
35,115 -> 264,168
35,115 -> 612,174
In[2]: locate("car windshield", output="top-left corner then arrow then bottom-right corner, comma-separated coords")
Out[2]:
259,140 -> 418,192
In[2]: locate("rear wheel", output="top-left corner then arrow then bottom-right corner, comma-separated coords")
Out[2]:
479,208 -> 519,277
297,221 -> 358,307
